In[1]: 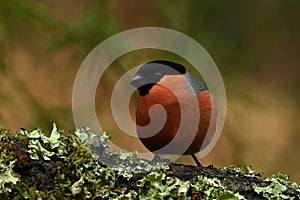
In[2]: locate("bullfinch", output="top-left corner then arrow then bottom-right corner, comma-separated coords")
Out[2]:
130,60 -> 216,166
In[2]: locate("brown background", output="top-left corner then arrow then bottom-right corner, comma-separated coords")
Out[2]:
0,1 -> 299,182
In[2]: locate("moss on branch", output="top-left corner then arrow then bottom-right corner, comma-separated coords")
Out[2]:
0,124 -> 299,199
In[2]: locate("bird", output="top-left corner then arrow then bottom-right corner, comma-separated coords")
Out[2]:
130,60 -> 216,166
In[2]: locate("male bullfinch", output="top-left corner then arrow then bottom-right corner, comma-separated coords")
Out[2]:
130,60 -> 216,166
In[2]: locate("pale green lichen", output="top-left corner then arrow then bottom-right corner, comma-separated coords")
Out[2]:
24,124 -> 68,160
28,139 -> 55,160
191,176 -> 246,200
0,124 -> 299,199
254,173 -> 300,200
137,171 -> 190,200
71,177 -> 85,195
0,160 -> 19,193
221,165 -> 262,178
75,127 -> 169,175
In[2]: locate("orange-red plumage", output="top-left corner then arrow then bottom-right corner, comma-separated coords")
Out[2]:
135,75 -> 216,155
130,60 -> 217,166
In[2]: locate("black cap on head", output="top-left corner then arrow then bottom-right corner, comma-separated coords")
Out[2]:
130,60 -> 186,95
130,60 -> 186,96
147,60 -> 186,74
130,60 -> 208,96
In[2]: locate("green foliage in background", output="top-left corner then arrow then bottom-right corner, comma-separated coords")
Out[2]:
0,0 -> 300,186
1,0 -> 300,128
0,0 -> 122,130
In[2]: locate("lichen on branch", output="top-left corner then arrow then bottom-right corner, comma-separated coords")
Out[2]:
0,124 -> 299,199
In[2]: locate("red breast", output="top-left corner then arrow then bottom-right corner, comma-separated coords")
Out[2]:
135,74 -> 216,154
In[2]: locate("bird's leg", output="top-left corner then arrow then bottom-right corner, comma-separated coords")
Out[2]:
191,154 -> 203,167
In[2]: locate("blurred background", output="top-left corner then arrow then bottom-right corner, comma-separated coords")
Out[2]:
0,0 -> 299,181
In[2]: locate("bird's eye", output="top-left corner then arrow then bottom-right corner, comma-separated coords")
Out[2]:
155,72 -> 162,77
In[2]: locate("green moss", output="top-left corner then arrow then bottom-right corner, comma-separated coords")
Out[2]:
0,124 -> 169,199
0,124 -> 299,199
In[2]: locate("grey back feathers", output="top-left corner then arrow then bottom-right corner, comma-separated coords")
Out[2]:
185,71 -> 208,95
